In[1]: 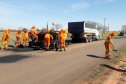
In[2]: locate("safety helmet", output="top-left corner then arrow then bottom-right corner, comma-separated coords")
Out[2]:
32,26 -> 35,29
24,30 -> 27,32
18,29 -> 21,33
8,29 -> 11,33
60,29 -> 64,33
110,32 -> 115,36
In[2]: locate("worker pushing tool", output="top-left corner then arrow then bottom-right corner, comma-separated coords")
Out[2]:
104,32 -> 116,59
1,29 -> 13,50
30,26 -> 38,42
44,30 -> 53,51
16,29 -> 22,47
22,30 -> 28,47
60,29 -> 66,51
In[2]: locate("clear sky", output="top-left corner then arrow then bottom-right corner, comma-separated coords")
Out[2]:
0,0 -> 125,31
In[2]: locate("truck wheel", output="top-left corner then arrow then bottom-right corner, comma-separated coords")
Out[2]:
95,39 -> 99,41
88,36 -> 92,42
72,38 -> 75,43
83,37 -> 88,43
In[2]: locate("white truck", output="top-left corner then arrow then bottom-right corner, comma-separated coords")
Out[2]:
68,21 -> 101,42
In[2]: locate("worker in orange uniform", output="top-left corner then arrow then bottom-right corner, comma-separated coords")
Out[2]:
60,29 -> 66,51
104,32 -> 115,59
30,26 -> 38,42
44,30 -> 53,51
1,29 -> 13,50
22,30 -> 28,47
16,29 -> 22,47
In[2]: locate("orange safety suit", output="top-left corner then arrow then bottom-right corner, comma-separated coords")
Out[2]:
30,26 -> 38,42
22,30 -> 28,47
104,32 -> 115,58
1,29 -> 11,50
16,29 -> 22,47
44,34 -> 53,50
60,29 -> 66,51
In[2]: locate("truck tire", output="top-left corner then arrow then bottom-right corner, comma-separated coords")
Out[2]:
95,38 -> 99,41
88,36 -> 92,42
84,37 -> 88,43
72,38 -> 75,43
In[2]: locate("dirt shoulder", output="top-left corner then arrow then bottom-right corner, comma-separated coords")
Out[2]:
81,48 -> 126,84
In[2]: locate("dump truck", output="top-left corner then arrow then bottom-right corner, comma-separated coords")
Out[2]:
68,21 -> 100,42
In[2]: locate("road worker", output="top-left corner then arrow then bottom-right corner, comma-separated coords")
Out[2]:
44,30 -> 53,51
60,29 -> 66,51
16,29 -> 22,47
104,32 -> 115,59
22,30 -> 28,47
1,29 -> 13,50
30,26 -> 38,42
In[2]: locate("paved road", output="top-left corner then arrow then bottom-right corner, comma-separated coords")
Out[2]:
0,37 -> 126,84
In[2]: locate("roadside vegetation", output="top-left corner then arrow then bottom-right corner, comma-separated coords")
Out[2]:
100,31 -> 126,39
82,47 -> 126,84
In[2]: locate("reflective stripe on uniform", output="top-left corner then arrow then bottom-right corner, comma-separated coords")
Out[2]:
105,55 -> 109,56
16,41 -> 21,42
45,43 -> 50,44
16,35 -> 21,37
2,42 -> 5,43
45,47 -> 49,49
106,50 -> 110,52
5,45 -> 8,47
106,40 -> 112,42
1,46 -> 4,48
61,37 -> 66,38
60,45 -> 65,46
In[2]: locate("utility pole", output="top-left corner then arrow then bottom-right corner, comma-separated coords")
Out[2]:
47,22 -> 48,30
103,18 -> 107,34
108,24 -> 109,32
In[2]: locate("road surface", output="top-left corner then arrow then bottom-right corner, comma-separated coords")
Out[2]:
0,37 -> 126,84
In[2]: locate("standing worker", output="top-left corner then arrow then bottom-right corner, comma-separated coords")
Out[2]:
60,29 -> 66,51
1,29 -> 13,50
30,26 -> 38,42
22,30 -> 28,47
104,32 -> 115,59
16,29 -> 22,47
44,30 -> 53,51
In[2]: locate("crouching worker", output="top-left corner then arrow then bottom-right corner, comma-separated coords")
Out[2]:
22,30 -> 28,47
16,29 -> 22,48
104,32 -> 115,59
60,29 -> 66,51
1,29 -> 13,50
44,32 -> 53,51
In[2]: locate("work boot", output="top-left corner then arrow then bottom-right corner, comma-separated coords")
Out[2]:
64,48 -> 66,51
107,55 -> 111,60
105,56 -> 109,59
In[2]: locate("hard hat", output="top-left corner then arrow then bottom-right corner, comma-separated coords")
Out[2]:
24,30 -> 27,32
18,29 -> 21,33
110,32 -> 115,36
60,29 -> 64,33
32,26 -> 35,29
8,29 -> 11,33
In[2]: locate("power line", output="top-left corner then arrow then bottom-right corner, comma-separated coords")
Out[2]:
0,0 -> 77,20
